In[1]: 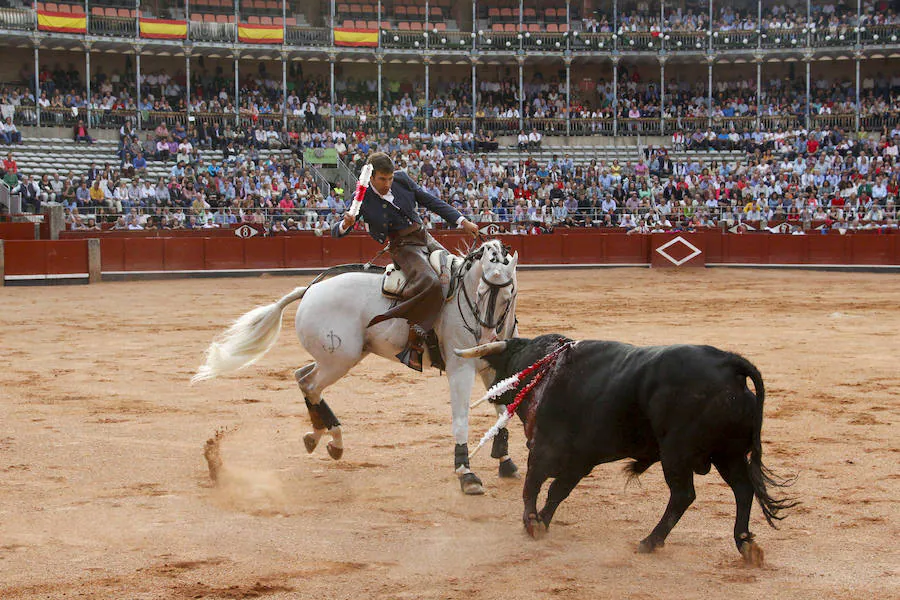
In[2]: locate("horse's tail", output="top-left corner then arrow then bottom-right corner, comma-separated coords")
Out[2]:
732,353 -> 799,528
191,286 -> 308,384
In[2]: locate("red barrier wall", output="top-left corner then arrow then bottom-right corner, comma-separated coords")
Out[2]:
4,240 -> 89,276
0,223 -> 36,241
6,232 -> 900,282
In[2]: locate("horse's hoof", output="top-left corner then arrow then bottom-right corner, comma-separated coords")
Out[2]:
326,442 -> 343,460
303,433 -> 318,454
637,538 -> 661,554
524,514 -> 547,539
459,472 -> 484,495
740,540 -> 765,567
498,458 -> 520,479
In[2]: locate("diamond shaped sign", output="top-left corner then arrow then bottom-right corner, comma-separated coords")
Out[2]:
655,235 -> 702,267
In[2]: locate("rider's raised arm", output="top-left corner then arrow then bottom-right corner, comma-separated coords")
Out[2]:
395,170 -> 464,227
330,212 -> 361,238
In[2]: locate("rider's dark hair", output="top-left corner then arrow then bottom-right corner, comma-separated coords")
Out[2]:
367,152 -> 394,175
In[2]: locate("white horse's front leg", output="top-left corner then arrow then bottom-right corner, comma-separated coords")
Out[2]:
446,355 -> 484,495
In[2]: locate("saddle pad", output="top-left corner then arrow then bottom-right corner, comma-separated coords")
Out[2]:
381,250 -> 463,299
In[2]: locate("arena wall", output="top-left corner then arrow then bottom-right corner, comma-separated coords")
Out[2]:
3,231 -> 899,284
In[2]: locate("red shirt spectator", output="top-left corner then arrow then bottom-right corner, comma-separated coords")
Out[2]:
3,153 -> 17,174
806,139 -> 819,154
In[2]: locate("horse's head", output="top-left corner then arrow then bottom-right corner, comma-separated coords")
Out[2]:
463,239 -> 518,344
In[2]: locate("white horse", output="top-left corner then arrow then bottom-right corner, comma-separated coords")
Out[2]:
193,239 -> 519,494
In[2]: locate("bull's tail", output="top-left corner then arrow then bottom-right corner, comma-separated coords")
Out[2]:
733,354 -> 799,528
191,286 -> 309,384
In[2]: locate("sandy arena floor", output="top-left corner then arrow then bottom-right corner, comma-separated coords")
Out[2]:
0,269 -> 898,599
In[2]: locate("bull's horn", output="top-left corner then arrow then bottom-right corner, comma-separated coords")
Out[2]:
453,341 -> 508,359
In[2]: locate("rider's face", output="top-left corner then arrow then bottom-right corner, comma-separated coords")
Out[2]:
371,170 -> 394,197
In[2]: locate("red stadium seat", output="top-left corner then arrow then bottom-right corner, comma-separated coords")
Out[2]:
527,23 -> 540,33
273,16 -> 283,25
201,14 -> 214,23
503,23 -> 515,32
260,16 -> 272,25
559,23 -> 568,32
491,23 -> 503,32
285,17 -> 297,26
488,8 -> 500,19
248,15 -> 260,24
45,3 -> 58,12
410,21 -> 423,30
398,21 -> 410,30
355,20 -> 367,28
366,20 -> 377,29
342,19 -> 354,28
547,23 -> 559,33
70,4 -> 84,14
434,22 -> 446,31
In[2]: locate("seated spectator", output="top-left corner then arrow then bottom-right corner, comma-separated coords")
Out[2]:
0,117 -> 22,145
73,120 -> 94,144
3,152 -> 17,174
528,129 -> 542,150
517,129 -> 529,151
132,152 -> 148,178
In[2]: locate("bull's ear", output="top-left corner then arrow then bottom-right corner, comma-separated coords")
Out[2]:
510,251 -> 518,268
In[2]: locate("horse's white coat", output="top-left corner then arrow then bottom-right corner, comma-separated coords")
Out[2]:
193,240 -> 518,482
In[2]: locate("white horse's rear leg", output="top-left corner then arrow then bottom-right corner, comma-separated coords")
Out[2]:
295,359 -> 359,460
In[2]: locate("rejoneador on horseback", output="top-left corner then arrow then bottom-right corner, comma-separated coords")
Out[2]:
192,154 -> 521,494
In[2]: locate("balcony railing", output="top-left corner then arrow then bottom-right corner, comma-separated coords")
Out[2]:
89,14 -> 136,38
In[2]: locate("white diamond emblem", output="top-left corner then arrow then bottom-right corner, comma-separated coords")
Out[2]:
655,236 -> 702,266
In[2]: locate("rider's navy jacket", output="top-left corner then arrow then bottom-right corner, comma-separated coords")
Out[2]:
330,170 -> 463,244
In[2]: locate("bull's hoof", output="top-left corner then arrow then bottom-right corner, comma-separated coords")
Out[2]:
637,538 -> 662,554
498,458 -> 520,479
326,442 -> 343,460
524,514 -> 547,539
303,432 -> 319,454
739,540 -> 765,567
459,472 -> 484,495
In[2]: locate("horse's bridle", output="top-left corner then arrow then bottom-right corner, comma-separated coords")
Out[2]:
455,248 -> 517,342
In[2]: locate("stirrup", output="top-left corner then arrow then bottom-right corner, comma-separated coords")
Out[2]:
396,346 -> 423,372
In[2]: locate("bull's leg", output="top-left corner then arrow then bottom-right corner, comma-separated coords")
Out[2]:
538,466 -> 591,530
296,361 -> 349,460
714,454 -> 764,566
638,459 -> 696,554
522,447 -> 553,538
446,356 -> 483,495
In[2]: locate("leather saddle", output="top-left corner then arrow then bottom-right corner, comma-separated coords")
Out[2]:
381,249 -> 464,301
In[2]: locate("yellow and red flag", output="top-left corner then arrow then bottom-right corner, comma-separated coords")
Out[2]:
238,23 -> 283,44
37,10 -> 87,34
139,18 -> 187,40
334,27 -> 378,47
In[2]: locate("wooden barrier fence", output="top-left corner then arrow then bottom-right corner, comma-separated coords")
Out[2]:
2,231 -> 899,284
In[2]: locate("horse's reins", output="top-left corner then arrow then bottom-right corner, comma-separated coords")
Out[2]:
455,246 -> 517,341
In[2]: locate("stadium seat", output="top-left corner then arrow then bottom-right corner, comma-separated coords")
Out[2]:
491,23 -> 503,32
342,19 -> 354,28
215,14 -> 229,23
248,15 -> 260,24
59,4 -> 71,13
285,17 -> 296,26
559,23 -> 568,32
366,20 -> 378,29
547,23 -> 559,33
503,23 -> 515,32
260,16 -> 272,25
488,8 -> 500,19
350,4 -> 361,16
398,21 -> 410,30
337,3 -> 350,14
410,21 -> 422,30
45,3 -> 58,12
527,23 -> 540,33
354,20 -> 367,28
71,4 -> 84,14
91,7 -> 103,17
273,17 -> 283,25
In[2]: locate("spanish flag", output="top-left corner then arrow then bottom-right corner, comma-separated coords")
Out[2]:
140,18 -> 187,40
334,27 -> 378,47
37,10 -> 87,34
238,23 -> 284,44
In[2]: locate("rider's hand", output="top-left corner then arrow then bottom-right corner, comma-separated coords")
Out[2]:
461,219 -> 479,237
342,213 -> 356,230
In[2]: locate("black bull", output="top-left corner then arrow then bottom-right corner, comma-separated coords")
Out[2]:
458,334 -> 797,561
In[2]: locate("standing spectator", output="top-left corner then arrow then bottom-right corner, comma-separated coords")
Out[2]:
2,152 -> 17,174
